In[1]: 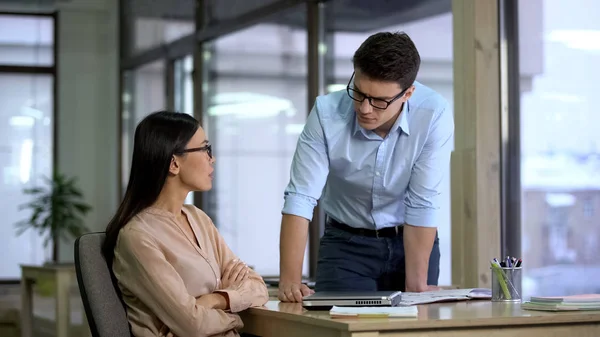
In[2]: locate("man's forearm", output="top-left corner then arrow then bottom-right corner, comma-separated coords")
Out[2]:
403,224 -> 437,291
279,214 -> 310,283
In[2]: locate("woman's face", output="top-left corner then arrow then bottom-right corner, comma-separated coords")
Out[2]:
173,127 -> 215,192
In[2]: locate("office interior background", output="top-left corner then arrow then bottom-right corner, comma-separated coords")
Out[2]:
0,0 -> 599,302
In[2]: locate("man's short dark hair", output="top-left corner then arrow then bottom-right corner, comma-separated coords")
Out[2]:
352,31 -> 421,90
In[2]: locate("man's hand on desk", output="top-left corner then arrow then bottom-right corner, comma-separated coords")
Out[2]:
278,282 -> 314,302
403,224 -> 439,293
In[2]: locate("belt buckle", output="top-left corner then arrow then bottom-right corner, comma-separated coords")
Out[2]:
375,229 -> 380,238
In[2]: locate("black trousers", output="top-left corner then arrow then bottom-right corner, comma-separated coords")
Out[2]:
315,223 -> 440,292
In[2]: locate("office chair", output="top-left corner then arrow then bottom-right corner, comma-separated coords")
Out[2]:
74,232 -> 132,337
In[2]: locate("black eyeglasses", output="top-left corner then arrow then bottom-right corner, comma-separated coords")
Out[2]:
177,143 -> 212,159
346,72 -> 408,110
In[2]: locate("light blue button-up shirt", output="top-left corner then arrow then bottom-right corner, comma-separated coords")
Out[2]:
282,81 -> 453,230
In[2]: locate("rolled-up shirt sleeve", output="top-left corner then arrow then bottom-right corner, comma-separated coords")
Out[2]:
282,102 -> 330,221
113,228 -> 242,337
404,102 -> 454,227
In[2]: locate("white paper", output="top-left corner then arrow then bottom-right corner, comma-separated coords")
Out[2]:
330,305 -> 418,317
398,288 -> 491,306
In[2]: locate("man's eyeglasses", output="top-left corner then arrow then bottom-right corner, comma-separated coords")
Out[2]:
346,72 -> 408,110
177,143 -> 212,159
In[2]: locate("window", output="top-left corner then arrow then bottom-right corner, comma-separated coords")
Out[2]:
0,14 -> 55,279
519,0 -> 600,297
583,197 -> 594,218
0,14 -> 53,66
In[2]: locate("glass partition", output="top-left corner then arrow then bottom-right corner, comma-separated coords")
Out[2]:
202,6 -> 309,276
121,60 -> 166,193
204,0 -> 280,26
174,55 -> 195,204
123,0 -> 195,56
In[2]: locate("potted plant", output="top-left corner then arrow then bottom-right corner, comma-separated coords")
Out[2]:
15,172 -> 92,264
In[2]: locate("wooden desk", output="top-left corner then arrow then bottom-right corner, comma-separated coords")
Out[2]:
239,300 -> 600,337
20,264 -> 75,337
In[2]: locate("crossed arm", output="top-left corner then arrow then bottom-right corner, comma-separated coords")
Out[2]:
114,226 -> 268,337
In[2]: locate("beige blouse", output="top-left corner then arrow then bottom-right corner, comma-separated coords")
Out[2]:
112,205 -> 269,337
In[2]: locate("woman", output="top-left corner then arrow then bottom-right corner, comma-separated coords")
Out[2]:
103,111 -> 269,337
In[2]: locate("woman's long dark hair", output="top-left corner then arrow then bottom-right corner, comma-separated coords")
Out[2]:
103,111 -> 199,266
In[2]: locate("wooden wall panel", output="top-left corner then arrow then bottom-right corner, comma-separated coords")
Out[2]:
451,0 -> 501,288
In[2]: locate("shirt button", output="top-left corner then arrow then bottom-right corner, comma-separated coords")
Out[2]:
375,172 -> 381,176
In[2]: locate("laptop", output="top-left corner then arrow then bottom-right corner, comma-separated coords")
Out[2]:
262,277 -> 315,288
302,291 -> 402,309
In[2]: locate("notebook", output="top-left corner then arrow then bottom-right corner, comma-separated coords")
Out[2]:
529,294 -> 600,303
522,294 -> 600,311
330,305 -> 418,318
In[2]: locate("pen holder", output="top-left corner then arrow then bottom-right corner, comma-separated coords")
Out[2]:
490,266 -> 522,302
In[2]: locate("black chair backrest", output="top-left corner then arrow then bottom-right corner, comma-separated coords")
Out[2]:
74,232 -> 132,337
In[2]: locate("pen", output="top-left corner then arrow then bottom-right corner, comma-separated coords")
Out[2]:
490,260 -> 511,300
492,257 -> 523,300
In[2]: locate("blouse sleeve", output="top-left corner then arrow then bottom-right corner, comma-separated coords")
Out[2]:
113,228 -> 243,337
203,217 -> 269,313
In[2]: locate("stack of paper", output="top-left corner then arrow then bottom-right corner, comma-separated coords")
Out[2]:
522,294 -> 600,311
329,305 -> 418,318
398,288 -> 491,306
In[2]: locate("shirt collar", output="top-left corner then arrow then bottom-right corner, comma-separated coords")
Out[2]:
353,101 -> 411,137
393,101 -> 410,135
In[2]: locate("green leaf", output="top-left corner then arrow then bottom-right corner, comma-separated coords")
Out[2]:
23,187 -> 45,195
73,202 -> 92,214
15,220 -> 32,236
42,234 -> 52,248
15,171 -> 93,255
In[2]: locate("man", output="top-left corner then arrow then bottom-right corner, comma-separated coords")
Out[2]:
278,32 -> 454,302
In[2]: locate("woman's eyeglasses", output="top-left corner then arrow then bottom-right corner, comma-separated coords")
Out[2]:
177,143 -> 212,159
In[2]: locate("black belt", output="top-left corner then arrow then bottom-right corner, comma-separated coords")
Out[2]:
328,218 -> 402,238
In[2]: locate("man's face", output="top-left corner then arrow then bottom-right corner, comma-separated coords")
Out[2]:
349,68 -> 414,132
